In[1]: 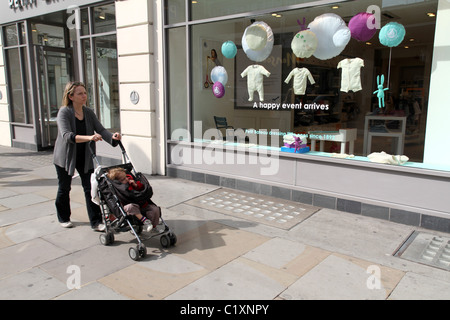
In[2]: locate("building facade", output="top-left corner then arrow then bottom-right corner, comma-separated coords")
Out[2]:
1,0 -> 449,232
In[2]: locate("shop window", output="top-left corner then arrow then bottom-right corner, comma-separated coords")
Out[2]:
166,0 -> 438,165
80,3 -> 120,132
31,23 -> 65,48
93,4 -> 116,34
190,0 -> 317,21
3,23 -> 31,125
167,27 -> 188,136
96,35 -> 119,131
81,8 -> 90,36
4,24 -> 18,46
165,0 -> 186,25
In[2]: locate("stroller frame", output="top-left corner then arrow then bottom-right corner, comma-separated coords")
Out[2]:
90,141 -> 177,260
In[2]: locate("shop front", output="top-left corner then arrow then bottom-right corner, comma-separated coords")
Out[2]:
164,0 -> 450,232
0,0 -> 120,156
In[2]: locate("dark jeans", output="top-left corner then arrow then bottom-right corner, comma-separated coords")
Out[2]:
55,164 -> 102,228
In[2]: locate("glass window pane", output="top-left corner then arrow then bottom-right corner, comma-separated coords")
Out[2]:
4,24 -> 18,47
179,0 -> 438,163
82,39 -> 94,110
93,4 -> 116,34
167,27 -> 188,138
81,8 -> 90,36
191,0 -> 318,21
18,23 -> 26,45
165,0 -> 186,25
31,23 -> 65,48
95,35 -> 119,131
20,47 -> 32,124
6,48 -> 25,123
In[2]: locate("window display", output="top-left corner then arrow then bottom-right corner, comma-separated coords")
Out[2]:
168,0 -> 438,166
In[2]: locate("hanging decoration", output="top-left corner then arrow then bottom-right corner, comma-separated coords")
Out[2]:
244,23 -> 268,51
348,12 -> 377,42
212,81 -> 225,98
373,75 -> 389,108
221,40 -> 237,59
291,30 -> 318,59
379,22 -> 406,93
211,66 -> 228,86
242,21 -> 274,62
307,13 -> 351,60
379,22 -> 406,47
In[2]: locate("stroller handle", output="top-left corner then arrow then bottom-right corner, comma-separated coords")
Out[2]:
88,138 -> 131,168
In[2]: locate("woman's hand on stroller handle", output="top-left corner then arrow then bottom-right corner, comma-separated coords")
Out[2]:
112,132 -> 122,140
91,133 -> 102,142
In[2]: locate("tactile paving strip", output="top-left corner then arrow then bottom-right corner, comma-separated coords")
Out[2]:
394,231 -> 450,271
187,189 -> 319,230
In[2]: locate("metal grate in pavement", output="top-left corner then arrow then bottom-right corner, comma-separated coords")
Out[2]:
394,231 -> 450,271
186,188 -> 319,230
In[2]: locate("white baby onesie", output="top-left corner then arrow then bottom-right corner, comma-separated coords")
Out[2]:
284,67 -> 315,95
241,65 -> 271,101
337,58 -> 364,93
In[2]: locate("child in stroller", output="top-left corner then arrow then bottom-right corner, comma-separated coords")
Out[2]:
107,167 -> 161,233
91,141 -> 176,260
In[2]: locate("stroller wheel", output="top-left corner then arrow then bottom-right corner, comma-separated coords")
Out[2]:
160,235 -> 170,248
129,244 -> 147,261
129,246 -> 139,261
99,232 -> 114,246
138,243 -> 147,258
169,233 -> 177,246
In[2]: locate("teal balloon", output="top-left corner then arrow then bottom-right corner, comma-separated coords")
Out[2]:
379,22 -> 406,47
221,40 -> 237,59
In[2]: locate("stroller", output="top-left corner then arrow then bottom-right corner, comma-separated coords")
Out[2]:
89,141 -> 177,261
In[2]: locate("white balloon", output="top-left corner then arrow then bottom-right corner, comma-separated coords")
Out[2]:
307,13 -> 351,60
242,21 -> 274,62
211,66 -> 228,85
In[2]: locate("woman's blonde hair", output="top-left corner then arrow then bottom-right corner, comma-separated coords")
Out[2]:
61,81 -> 87,107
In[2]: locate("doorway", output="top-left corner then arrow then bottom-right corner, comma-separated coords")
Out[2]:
35,46 -> 74,148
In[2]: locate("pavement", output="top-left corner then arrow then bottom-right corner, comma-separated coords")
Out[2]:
0,144 -> 450,303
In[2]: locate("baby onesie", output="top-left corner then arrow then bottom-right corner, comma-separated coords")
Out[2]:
241,65 -> 271,101
337,58 -> 364,92
284,67 -> 315,95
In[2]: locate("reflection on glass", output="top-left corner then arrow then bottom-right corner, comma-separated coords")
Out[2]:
93,4 -> 116,34
31,23 -> 65,47
167,27 -> 188,138
95,35 -> 119,131
6,49 -> 25,123
21,48 -> 31,124
81,8 -> 90,36
165,0 -> 186,25
82,39 -> 94,110
4,24 -> 18,47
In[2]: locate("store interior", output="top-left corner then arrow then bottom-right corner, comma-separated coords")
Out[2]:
177,0 -> 438,163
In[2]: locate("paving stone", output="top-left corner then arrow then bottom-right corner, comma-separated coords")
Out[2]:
56,281 -> 130,300
0,239 -> 69,279
0,267 -> 68,300
165,257 -> 289,300
280,254 -> 403,300
388,272 -> 450,300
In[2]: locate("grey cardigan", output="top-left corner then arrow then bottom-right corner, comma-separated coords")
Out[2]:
53,105 -> 118,175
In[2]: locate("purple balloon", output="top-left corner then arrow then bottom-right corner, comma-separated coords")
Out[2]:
212,82 -> 225,98
348,12 -> 377,42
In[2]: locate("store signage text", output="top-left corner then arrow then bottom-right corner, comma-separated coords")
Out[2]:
9,0 -> 35,9
252,101 -> 329,111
